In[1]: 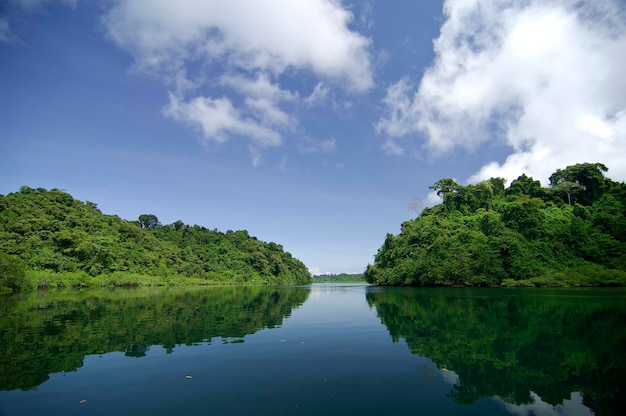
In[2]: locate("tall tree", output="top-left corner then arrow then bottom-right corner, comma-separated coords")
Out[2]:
549,163 -> 609,205
138,214 -> 161,229
506,174 -> 543,198
429,178 -> 461,210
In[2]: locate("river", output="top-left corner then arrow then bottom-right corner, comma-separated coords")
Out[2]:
0,284 -> 624,415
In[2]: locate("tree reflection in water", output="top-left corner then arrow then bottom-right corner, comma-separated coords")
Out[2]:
0,286 -> 310,390
366,287 -> 626,416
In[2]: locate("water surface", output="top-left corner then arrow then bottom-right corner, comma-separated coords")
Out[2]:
0,284 -> 624,415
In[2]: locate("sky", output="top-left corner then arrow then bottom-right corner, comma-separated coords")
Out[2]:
1,0 -> 625,275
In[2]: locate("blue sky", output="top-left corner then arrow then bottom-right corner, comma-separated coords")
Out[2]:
1,0 -> 625,274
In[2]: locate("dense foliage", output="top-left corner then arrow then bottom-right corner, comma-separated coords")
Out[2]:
366,287 -> 626,415
312,273 -> 365,283
0,187 -> 311,290
0,251 -> 27,292
365,163 -> 626,287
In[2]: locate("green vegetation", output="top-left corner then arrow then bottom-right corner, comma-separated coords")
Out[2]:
366,287 -> 626,415
365,163 -> 626,287
312,273 -> 365,283
0,187 -> 311,291
0,251 -> 27,293
0,285 -> 310,390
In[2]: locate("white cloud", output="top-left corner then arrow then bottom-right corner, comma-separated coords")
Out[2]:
162,73 -> 297,162
163,93 -> 282,148
304,82 -> 330,107
308,266 -> 324,276
375,77 -> 415,140
220,73 -> 296,103
578,115 -> 615,140
381,138 -> 404,156
104,0 -> 372,90
221,73 -> 297,130
425,191 -> 443,207
377,0 -> 626,184
103,0 -> 372,164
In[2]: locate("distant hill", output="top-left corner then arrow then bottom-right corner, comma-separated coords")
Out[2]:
0,187 -> 311,291
365,163 -> 626,287
312,273 -> 365,283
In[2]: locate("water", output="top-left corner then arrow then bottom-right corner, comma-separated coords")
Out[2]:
0,284 -> 624,415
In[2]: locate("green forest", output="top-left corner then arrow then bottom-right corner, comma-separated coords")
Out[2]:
365,163 -> 626,287
0,187 -> 311,291
312,273 -> 365,283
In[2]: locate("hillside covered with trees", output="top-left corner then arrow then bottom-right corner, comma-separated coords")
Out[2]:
365,163 -> 626,287
312,273 -> 365,283
0,187 -> 311,291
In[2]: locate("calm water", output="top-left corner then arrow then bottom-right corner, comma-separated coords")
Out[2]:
0,284 -> 625,415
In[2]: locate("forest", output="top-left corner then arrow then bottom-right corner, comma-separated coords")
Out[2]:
312,273 -> 365,283
365,163 -> 626,287
0,187 -> 311,291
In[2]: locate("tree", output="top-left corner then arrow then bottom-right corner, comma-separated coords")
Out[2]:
138,214 -> 161,229
366,162 -> 626,287
0,251 -> 27,291
549,163 -> 609,205
507,174 -> 544,198
171,220 -> 185,231
429,178 -> 462,210
407,198 -> 422,214
429,178 -> 460,200
479,210 -> 503,236
551,181 -> 584,204
485,177 -> 506,196
0,187 -> 312,286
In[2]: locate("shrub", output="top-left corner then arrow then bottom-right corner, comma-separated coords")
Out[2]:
0,251 -> 28,292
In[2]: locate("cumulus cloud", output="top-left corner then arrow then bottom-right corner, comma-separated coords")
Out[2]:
220,73 -> 297,132
104,0 -> 372,89
164,93 -> 282,148
103,0 -> 373,163
308,266 -> 325,276
425,190 -> 443,207
377,0 -> 626,184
